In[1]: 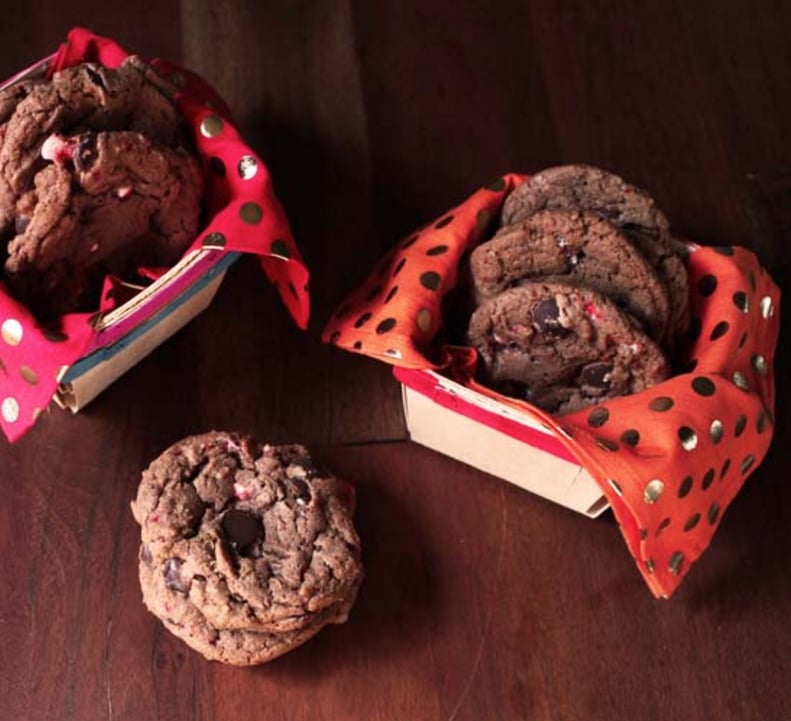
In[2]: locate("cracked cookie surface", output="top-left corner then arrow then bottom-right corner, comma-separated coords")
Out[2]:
470,209 -> 670,342
466,282 -> 670,414
131,431 -> 363,665
0,57 -> 202,319
500,164 -> 689,343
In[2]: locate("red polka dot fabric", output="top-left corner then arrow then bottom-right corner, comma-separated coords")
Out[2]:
322,174 -> 780,598
0,28 -> 310,443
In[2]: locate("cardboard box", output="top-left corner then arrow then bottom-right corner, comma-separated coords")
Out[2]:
55,250 -> 240,411
395,367 -> 609,518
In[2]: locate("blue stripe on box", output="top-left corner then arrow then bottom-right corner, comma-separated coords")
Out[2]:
62,252 -> 242,383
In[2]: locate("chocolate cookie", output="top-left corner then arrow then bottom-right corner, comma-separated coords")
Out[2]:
131,432 -> 363,666
469,209 -> 670,341
467,282 -> 670,414
0,57 -> 201,319
500,165 -> 689,342
3,131 -> 203,318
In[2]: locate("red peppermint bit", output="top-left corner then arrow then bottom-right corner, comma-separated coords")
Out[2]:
116,186 -> 132,199
233,482 -> 251,500
150,514 -> 159,523
41,134 -> 76,164
583,302 -> 600,320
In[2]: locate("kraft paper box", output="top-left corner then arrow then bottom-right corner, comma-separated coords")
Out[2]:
396,366 -> 609,517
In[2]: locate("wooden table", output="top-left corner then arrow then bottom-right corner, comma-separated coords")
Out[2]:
2,2 -> 790,719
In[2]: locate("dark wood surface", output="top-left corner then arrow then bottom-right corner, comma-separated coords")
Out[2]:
1,2 -> 790,720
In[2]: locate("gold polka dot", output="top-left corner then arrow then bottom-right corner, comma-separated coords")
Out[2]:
384,349 -> 402,360
1,318 -> 23,346
732,371 -> 749,391
668,551 -> 685,575
200,114 -> 224,138
238,155 -> 259,180
645,558 -> 655,574
643,479 -> 665,504
709,419 -> 724,444
587,407 -> 609,428
20,365 -> 38,385
202,232 -> 227,250
476,209 -> 490,231
607,479 -> 623,496
708,503 -> 721,525
757,410 -> 768,434
751,354 -> 767,375
656,518 -> 671,536
741,454 -> 756,474
620,429 -> 640,447
732,291 -> 750,313
416,308 -> 433,333
760,295 -> 774,319
239,202 -> 263,224
683,513 -> 701,532
595,437 -> 618,452
1,397 -> 19,423
678,426 -> 698,451
649,396 -> 674,412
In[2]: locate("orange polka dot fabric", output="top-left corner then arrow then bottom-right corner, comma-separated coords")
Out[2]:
322,174 -> 780,598
0,29 -> 310,443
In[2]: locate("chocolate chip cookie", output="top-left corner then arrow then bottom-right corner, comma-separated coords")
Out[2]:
0,57 -> 202,319
469,209 -> 670,341
131,432 -> 363,665
466,282 -> 670,414
500,165 -> 689,343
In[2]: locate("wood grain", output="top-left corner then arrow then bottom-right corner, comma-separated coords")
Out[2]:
1,1 -> 790,719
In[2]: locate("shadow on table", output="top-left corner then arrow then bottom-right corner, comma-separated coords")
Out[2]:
248,461 -> 440,679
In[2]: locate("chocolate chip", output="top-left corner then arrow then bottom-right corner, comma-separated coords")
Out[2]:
580,362 -> 613,388
532,298 -> 570,337
14,215 -> 30,234
292,477 -> 312,505
163,558 -> 190,594
140,545 -> 153,565
85,65 -> 108,91
74,133 -> 98,173
221,510 -> 262,556
291,454 -> 318,479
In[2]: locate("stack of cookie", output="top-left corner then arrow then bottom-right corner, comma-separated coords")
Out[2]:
131,432 -> 364,666
0,57 -> 203,320
466,165 -> 689,415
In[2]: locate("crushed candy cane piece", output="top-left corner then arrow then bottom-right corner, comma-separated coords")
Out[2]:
233,482 -> 251,500
41,133 -> 76,164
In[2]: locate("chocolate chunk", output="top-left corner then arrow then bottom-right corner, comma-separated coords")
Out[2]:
85,65 -> 108,91
291,477 -> 312,505
73,133 -> 98,172
221,509 -> 262,556
14,215 -> 30,234
291,453 -> 318,479
532,298 -> 570,337
163,558 -> 189,593
580,362 -> 613,388
140,544 -> 153,565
